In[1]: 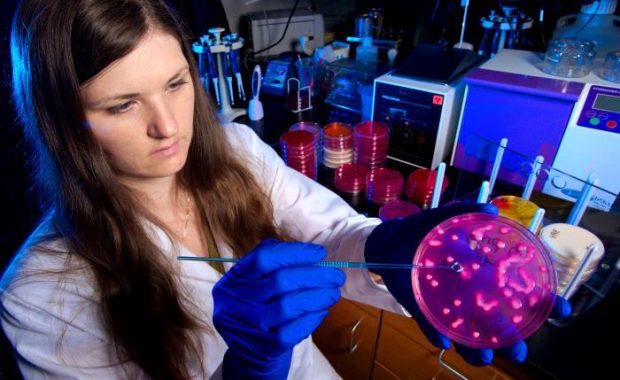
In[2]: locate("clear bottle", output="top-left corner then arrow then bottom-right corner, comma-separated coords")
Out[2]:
356,36 -> 378,62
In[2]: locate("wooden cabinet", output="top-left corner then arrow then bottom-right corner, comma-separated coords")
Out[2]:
315,299 -> 517,380
313,298 -> 382,380
375,310 -> 513,380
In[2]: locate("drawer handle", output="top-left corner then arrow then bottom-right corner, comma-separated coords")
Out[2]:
348,319 -> 362,353
436,349 -> 468,380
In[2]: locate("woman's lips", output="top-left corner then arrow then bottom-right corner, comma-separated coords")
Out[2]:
152,140 -> 179,156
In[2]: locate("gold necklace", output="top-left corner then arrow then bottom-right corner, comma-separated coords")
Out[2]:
181,195 -> 191,241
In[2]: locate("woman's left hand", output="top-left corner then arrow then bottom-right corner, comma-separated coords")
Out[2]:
364,202 -> 572,366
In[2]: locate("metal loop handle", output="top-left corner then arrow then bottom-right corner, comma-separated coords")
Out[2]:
437,349 -> 469,380
348,319 -> 362,353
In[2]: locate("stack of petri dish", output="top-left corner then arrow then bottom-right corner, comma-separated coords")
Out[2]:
378,200 -> 421,222
404,168 -> 449,208
279,130 -> 317,180
540,223 -> 605,299
334,163 -> 369,207
366,167 -> 404,204
323,122 -> 353,169
353,121 -> 390,169
289,121 -> 323,164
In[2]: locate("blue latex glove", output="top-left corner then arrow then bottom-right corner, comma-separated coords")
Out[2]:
213,239 -> 345,379
364,202 -> 572,366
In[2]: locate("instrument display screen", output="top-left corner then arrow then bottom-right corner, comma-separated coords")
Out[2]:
592,94 -> 620,113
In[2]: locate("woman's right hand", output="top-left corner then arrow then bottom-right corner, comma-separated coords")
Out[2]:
213,239 -> 345,379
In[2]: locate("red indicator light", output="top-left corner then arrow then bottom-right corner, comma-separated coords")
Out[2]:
433,95 -> 444,105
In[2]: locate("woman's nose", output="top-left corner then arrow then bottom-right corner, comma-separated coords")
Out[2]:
147,100 -> 178,138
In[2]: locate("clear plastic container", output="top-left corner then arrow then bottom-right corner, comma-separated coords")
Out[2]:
600,51 -> 620,83
541,38 -> 596,78
356,36 -> 378,62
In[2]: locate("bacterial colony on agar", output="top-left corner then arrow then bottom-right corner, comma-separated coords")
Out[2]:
412,213 -> 558,349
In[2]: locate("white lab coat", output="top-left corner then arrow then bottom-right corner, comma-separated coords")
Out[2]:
0,123 -> 405,379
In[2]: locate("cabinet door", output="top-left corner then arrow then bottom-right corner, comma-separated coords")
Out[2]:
313,298 -> 382,380
374,311 -> 515,380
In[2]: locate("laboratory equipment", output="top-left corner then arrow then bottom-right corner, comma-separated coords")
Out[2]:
372,45 -> 484,169
552,0 -> 620,58
378,200 -> 421,222
455,0 -> 472,49
355,36 -> 378,62
192,29 -> 246,122
177,256 -> 462,272
477,181 -> 491,204
365,167 -> 404,205
354,8 -> 383,39
227,38 -> 246,101
430,162 -> 446,209
412,213 -> 558,349
261,60 -> 295,96
355,15 -> 372,38
347,7 -> 396,56
478,6 -> 533,57
247,9 -> 324,58
540,223 -> 605,299
286,78 -> 312,113
323,59 -> 388,121
248,65 -> 264,121
451,49 -> 620,211
541,38 -> 596,78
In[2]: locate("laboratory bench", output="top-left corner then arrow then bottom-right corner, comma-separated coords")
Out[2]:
238,91 -> 620,380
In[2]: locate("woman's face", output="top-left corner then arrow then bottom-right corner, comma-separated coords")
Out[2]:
80,29 -> 195,183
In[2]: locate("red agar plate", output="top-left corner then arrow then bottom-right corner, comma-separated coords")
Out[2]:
412,213 -> 557,349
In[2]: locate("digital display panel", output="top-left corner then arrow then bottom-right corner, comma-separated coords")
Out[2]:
592,94 -> 620,113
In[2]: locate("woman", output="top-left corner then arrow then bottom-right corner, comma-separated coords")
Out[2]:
1,0 -> 399,378
1,0 -> 569,379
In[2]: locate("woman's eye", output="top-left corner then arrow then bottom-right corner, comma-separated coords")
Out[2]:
107,101 -> 134,114
168,79 -> 187,91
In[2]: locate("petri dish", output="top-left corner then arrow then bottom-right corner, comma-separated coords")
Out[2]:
490,195 -> 539,231
405,168 -> 449,208
412,213 -> 558,349
353,121 -> 390,169
539,223 -> 605,298
378,200 -> 421,221
334,163 -> 369,194
365,167 -> 404,204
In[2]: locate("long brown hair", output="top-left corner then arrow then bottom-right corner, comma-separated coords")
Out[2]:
11,0 -> 281,378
